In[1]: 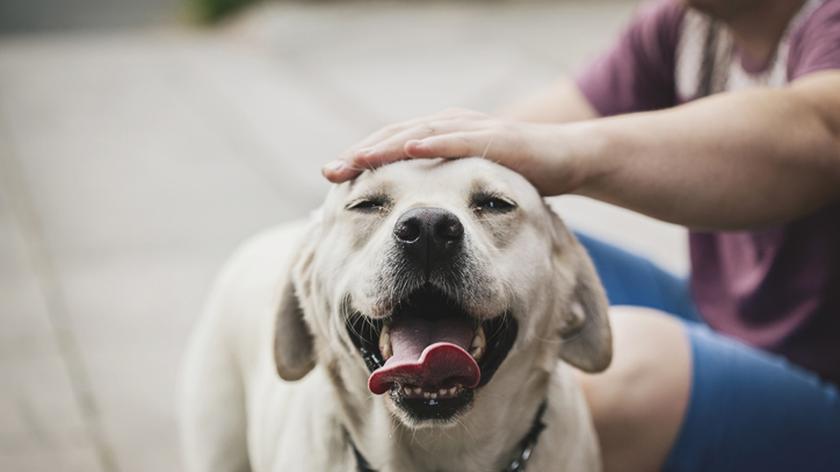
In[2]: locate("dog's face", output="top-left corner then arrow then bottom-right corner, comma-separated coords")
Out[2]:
275,158 -> 610,428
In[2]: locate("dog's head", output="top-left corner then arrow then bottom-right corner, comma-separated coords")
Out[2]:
275,158 -> 610,427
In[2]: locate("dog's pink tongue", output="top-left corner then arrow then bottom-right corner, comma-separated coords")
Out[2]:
368,317 -> 480,395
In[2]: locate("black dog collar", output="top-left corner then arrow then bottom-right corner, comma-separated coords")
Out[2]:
348,401 -> 548,472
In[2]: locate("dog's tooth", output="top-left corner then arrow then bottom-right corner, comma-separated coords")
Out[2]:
379,324 -> 392,360
430,392 -> 437,399
423,392 -> 430,399
403,387 -> 411,395
438,388 -> 447,396
449,386 -> 457,395
470,325 -> 486,360
414,387 -> 422,395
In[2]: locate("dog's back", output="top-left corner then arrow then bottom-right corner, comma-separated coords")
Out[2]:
179,223 -> 306,472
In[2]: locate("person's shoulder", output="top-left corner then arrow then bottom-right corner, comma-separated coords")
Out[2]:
637,0 -> 686,17
792,0 -> 840,38
789,0 -> 840,80
634,0 -> 687,31
625,0 -> 688,57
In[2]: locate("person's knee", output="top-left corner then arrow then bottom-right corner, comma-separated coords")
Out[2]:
579,307 -> 692,472
583,307 -> 691,415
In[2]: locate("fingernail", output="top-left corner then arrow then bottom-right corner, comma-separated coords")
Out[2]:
357,147 -> 374,157
323,160 -> 345,173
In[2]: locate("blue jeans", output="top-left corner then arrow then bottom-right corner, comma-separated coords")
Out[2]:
576,233 -> 840,472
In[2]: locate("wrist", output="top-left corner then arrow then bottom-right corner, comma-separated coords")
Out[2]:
533,121 -> 614,196
570,120 -> 619,197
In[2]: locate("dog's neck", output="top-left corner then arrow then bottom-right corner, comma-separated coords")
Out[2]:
330,354 -> 556,472
346,400 -> 548,472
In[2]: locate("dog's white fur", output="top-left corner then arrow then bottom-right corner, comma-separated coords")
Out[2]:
179,158 -> 611,471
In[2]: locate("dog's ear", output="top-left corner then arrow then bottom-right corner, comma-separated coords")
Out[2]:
548,208 -> 612,373
274,222 -> 319,381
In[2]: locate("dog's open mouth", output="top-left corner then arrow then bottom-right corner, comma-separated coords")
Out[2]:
347,285 -> 518,420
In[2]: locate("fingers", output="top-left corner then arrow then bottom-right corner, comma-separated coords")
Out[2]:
404,131 -> 494,159
324,109 -> 488,183
321,159 -> 360,182
358,119 -> 489,165
338,108 -> 483,161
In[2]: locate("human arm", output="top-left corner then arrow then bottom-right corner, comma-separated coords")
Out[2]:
567,71 -> 840,229
323,71 -> 840,230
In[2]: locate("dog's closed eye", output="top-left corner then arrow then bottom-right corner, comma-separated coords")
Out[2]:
470,192 -> 517,214
346,195 -> 391,213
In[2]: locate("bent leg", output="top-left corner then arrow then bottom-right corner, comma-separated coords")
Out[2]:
580,308 -> 840,472
579,307 -> 692,472
664,324 -> 840,472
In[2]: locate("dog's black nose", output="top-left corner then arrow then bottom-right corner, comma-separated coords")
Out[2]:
393,207 -> 463,271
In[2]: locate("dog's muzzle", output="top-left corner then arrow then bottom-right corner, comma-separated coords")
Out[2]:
345,208 -> 518,422
347,287 -> 518,422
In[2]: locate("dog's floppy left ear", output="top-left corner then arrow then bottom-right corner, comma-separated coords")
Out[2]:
274,223 -> 319,381
548,208 -> 613,373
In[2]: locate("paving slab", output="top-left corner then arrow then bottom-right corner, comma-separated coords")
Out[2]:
233,1 -> 638,120
0,142 -> 105,471
0,443 -> 103,472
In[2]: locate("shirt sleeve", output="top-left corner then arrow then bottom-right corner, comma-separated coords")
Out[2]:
575,0 -> 685,116
788,0 -> 840,80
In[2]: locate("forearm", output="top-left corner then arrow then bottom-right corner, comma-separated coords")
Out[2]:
498,78 -> 599,123
570,74 -> 840,229
326,74 -> 840,225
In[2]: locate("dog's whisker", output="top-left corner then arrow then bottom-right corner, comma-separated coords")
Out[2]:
479,135 -> 496,160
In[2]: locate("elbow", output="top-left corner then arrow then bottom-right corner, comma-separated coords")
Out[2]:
789,75 -> 840,187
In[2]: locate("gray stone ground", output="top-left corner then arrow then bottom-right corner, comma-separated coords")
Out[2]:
0,2 -> 687,470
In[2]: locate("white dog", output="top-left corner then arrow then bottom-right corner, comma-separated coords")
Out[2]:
179,157 -> 612,472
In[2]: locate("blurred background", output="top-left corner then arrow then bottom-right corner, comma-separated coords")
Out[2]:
0,0 -> 686,470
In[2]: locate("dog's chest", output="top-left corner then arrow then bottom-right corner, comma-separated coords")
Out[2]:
245,367 -> 347,471
246,357 -> 600,472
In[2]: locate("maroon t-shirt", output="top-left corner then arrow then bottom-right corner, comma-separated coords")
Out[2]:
576,0 -> 840,385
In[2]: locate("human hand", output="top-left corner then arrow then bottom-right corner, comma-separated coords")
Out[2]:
322,108 -> 590,196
